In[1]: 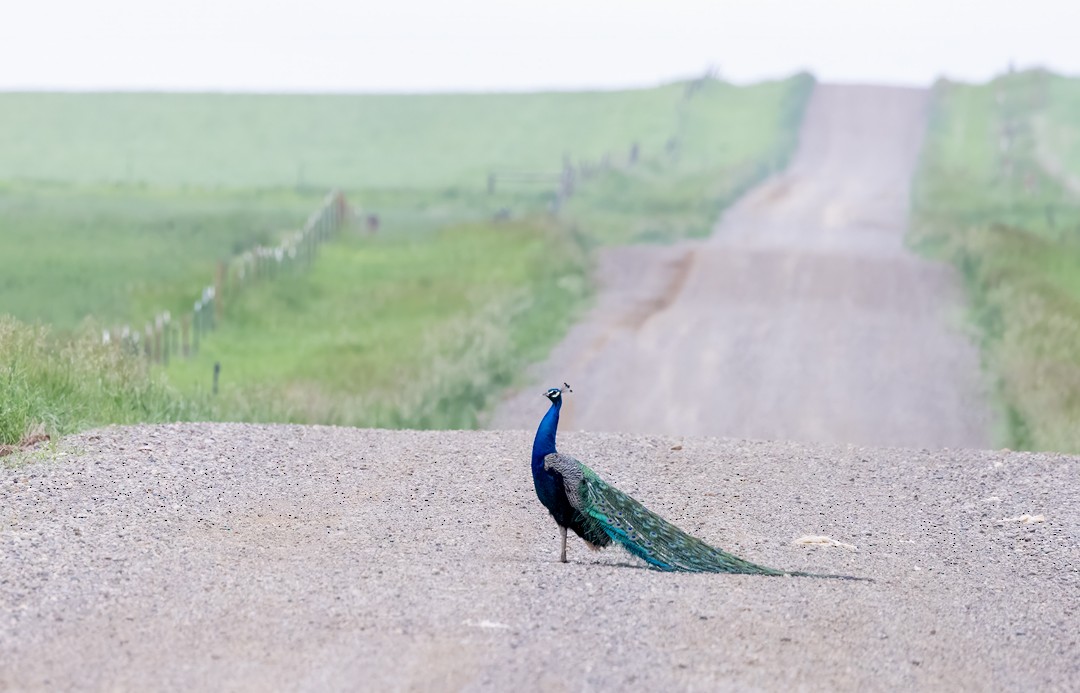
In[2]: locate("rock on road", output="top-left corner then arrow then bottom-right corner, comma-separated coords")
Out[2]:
490,85 -> 991,449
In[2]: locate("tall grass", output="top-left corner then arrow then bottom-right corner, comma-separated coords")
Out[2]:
0,316 -> 207,447
165,218 -> 588,429
912,71 -> 1080,452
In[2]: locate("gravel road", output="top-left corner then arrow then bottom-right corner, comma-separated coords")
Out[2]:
2,423 -> 1077,690
489,85 -> 992,449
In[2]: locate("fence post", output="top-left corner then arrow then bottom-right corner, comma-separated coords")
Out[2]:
215,263 -> 225,321
206,288 -> 217,330
554,155 -> 576,212
159,314 -> 169,365
128,189 -> 351,369
192,303 -> 201,355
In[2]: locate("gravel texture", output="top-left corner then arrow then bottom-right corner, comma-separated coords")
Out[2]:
490,84 -> 991,449
2,422 -> 1078,691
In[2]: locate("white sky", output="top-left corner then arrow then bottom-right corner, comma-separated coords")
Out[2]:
1,0 -> 1077,92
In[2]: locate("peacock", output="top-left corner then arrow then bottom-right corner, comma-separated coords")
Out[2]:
531,384 -> 863,578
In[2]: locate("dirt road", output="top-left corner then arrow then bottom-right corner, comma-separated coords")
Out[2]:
2,424 -> 1076,690
490,85 -> 991,449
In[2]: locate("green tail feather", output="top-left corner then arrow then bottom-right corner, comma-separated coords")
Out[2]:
580,467 -> 865,579
579,468 -> 782,574
542,452 -> 866,579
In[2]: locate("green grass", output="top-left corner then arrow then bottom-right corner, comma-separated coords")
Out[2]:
0,316 -> 210,448
1,75 -> 813,438
0,184 -> 323,328
165,219 -> 588,429
1039,75 -> 1080,180
0,85 -> 762,190
912,70 -> 1080,453
2,76 -> 810,327
158,75 -> 813,427
561,74 -> 812,245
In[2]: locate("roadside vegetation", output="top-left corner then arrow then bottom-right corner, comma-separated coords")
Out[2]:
1,74 -> 812,444
0,317 -> 209,454
165,219 -> 589,429
912,70 -> 1080,452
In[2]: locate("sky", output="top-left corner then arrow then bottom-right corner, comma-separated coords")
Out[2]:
1,0 -> 1077,92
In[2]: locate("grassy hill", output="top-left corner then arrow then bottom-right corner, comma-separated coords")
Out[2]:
2,76 -> 810,326
912,70 -> 1080,452
0,81 -> 800,191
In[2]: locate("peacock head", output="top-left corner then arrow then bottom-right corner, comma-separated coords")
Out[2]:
544,382 -> 572,403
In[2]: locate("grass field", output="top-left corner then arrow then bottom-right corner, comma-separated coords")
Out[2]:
0,90 -> 687,189
0,80 -> 801,191
0,184 -> 324,328
1,75 -> 813,443
2,76 -> 809,323
165,220 -> 588,429
912,70 -> 1080,453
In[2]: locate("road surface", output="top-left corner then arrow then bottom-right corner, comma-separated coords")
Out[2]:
1,424 -> 1076,690
490,85 -> 991,449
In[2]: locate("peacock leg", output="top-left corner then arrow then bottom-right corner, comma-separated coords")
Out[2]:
559,526 -> 568,563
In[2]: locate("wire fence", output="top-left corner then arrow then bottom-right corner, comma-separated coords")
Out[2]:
485,143 -> 641,214
103,189 -> 349,365
483,73 -> 758,213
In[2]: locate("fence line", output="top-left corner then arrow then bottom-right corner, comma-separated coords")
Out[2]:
485,73 -> 730,213
103,189 -> 350,365
486,143 -> 642,214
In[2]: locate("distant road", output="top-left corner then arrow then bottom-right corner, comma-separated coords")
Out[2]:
491,84 -> 991,449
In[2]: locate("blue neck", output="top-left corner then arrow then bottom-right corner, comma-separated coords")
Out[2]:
532,398 -> 561,468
